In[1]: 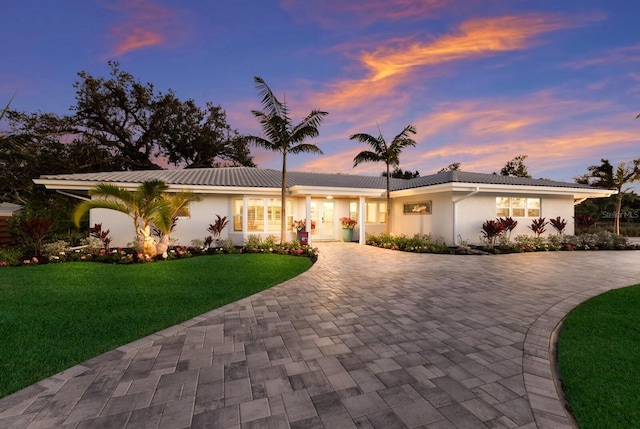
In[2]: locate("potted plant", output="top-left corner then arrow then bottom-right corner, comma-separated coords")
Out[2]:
340,217 -> 357,242
292,219 -> 315,241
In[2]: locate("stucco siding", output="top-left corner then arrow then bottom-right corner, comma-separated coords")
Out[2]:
454,194 -> 576,245
391,192 -> 453,242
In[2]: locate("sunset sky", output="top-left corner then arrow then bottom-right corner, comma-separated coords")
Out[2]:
2,0 -> 638,182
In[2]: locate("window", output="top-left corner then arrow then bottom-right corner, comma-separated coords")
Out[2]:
366,202 -> 378,223
349,201 -> 358,222
496,197 -> 541,218
233,198 -> 292,232
527,198 -> 540,217
175,203 -> 190,218
511,198 -> 525,217
247,198 -> 264,231
267,199 -> 281,232
379,202 -> 387,223
233,199 -> 243,232
366,201 -> 386,223
496,197 -> 510,217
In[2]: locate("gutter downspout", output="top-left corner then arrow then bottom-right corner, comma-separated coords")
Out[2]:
452,187 -> 480,245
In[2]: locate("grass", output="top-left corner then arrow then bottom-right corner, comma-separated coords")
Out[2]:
0,254 -> 311,399
557,285 -> 640,428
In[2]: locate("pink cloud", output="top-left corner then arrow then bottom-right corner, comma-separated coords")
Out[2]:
105,0 -> 183,56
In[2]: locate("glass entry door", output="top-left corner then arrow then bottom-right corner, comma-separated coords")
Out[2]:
310,200 -> 335,239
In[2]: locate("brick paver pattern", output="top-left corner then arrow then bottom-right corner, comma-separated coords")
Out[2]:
1,243 -> 639,428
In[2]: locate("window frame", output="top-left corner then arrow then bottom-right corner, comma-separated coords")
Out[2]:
496,197 -> 541,218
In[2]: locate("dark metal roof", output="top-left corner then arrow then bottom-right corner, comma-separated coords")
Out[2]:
397,170 -> 595,190
38,167 -> 594,191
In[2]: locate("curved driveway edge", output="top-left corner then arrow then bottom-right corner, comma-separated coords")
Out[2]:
1,243 -> 638,429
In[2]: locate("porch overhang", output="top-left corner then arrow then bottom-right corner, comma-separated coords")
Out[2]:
289,185 -> 384,198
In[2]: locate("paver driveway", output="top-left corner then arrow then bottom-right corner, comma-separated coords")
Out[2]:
1,243 -> 639,429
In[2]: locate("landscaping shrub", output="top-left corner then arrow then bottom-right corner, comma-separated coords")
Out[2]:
366,233 -> 450,253
0,248 -> 23,266
41,240 -> 71,259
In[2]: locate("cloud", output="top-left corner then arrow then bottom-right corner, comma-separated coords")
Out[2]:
563,44 -> 640,69
295,88 -> 638,179
315,14 -> 571,116
363,15 -> 568,81
106,0 -> 182,56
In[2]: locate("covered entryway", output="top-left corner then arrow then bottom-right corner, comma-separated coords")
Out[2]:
310,199 -> 335,240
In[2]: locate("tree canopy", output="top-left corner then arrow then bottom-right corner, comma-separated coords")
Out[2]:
499,155 -> 531,178
72,61 -> 254,170
438,162 -> 461,173
382,167 -> 420,179
1,62 -> 254,213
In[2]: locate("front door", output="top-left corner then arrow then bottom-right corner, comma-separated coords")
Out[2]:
310,200 -> 335,239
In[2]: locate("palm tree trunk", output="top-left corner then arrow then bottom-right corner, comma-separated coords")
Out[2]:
156,234 -> 170,256
615,191 -> 623,235
385,164 -> 390,235
281,152 -> 287,244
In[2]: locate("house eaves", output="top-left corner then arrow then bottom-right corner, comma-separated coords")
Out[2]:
289,185 -> 385,198
390,181 -> 615,199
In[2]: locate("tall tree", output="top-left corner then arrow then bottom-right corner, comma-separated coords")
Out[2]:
351,124 -> 417,234
578,158 -> 640,235
382,167 -> 420,179
73,61 -> 253,170
438,162 -> 461,173
246,77 -> 328,243
500,155 -> 531,178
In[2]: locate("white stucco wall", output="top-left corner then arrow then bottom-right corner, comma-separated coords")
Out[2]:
391,192 -> 453,242
453,193 -> 576,245
90,195 -> 232,248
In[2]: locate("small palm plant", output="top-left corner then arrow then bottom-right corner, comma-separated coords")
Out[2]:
498,217 -> 518,238
528,217 -> 548,237
549,216 -> 567,235
73,180 -> 197,257
205,215 -> 229,248
481,219 -> 505,248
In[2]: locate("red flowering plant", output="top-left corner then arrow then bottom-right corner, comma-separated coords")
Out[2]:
292,219 -> 316,231
340,217 -> 357,229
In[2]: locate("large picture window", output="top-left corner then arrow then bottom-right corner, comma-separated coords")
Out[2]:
233,198 -> 292,232
496,197 -> 540,218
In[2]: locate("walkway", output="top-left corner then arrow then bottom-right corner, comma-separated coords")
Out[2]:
1,243 -> 639,429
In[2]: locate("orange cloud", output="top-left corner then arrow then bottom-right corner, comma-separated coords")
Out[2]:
106,0 -> 179,56
363,15 -> 567,81
315,14 -> 572,117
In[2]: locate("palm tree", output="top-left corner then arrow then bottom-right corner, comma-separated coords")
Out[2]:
350,124 -> 417,234
611,160 -> 640,235
0,93 -> 15,121
246,77 -> 328,243
73,180 -> 196,256
154,191 -> 199,255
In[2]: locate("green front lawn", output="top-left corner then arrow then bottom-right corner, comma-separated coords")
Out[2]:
558,285 -> 640,428
0,254 -> 311,399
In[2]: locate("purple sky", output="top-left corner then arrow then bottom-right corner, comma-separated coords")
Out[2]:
2,0 -> 639,182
